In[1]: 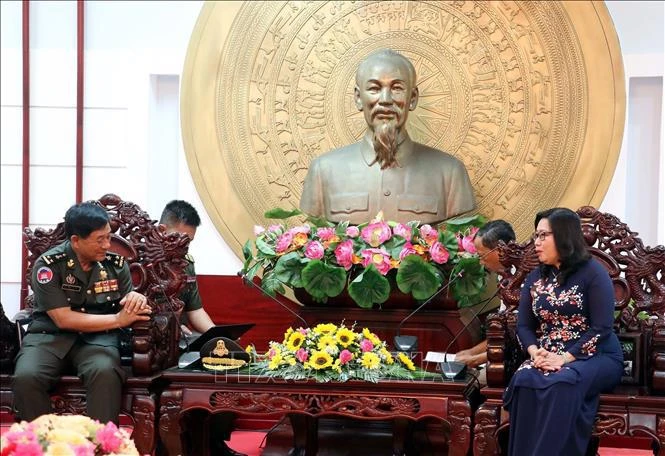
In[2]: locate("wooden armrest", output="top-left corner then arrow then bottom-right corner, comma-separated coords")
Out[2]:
651,313 -> 665,393
131,312 -> 180,376
485,310 -> 524,388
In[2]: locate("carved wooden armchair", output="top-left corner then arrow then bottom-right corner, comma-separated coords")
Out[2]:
0,194 -> 191,455
473,206 -> 665,455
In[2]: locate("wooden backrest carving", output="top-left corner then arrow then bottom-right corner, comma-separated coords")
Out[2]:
488,206 -> 665,391
21,194 -> 191,375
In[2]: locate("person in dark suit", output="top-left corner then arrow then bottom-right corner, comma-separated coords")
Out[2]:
456,220 -> 516,375
12,202 -> 150,423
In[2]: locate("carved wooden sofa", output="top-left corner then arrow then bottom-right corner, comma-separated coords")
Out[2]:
473,206 -> 665,455
0,194 -> 191,455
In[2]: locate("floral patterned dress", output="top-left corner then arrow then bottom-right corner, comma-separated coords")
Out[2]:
503,258 -> 623,456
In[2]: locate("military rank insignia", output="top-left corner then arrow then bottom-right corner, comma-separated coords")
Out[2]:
105,253 -> 125,268
94,279 -> 118,294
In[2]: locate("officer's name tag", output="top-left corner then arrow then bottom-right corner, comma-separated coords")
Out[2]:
186,276 -> 197,283
61,284 -> 82,292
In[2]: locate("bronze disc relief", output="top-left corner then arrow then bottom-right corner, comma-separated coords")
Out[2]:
181,1 -> 625,258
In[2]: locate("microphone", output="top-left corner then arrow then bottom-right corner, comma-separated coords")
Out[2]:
237,271 -> 309,328
394,271 -> 465,353
440,286 -> 503,379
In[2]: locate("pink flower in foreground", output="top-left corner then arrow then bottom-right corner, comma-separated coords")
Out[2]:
267,224 -> 283,233
345,226 -> 360,238
335,240 -> 355,270
253,225 -> 266,236
339,349 -> 354,364
419,224 -> 438,245
461,235 -> 477,254
288,225 -> 311,235
360,248 -> 392,275
429,241 -> 450,264
5,429 -> 38,445
399,242 -> 417,261
96,422 -> 123,453
361,222 -> 392,247
304,241 -> 324,260
296,348 -> 309,363
360,339 -> 374,352
275,232 -> 294,253
11,442 -> 41,456
73,443 -> 96,456
393,223 -> 412,240
317,227 -> 336,241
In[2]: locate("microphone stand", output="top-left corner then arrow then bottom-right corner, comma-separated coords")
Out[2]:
237,271 -> 309,328
440,288 -> 502,379
393,271 -> 465,353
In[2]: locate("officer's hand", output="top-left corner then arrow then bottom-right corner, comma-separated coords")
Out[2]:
180,324 -> 193,337
115,306 -> 151,328
120,291 -> 151,315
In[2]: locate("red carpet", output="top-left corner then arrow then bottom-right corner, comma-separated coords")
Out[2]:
0,422 -> 654,455
226,431 -> 653,456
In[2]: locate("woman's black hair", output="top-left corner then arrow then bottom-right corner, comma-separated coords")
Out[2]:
64,202 -> 109,239
535,207 -> 590,284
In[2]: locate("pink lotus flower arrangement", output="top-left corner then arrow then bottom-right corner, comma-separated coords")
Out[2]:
0,414 -> 139,456
242,209 -> 487,309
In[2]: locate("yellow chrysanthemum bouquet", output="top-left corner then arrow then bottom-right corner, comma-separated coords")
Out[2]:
247,322 -> 437,383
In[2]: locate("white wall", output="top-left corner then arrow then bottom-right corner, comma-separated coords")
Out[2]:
1,1 -> 663,318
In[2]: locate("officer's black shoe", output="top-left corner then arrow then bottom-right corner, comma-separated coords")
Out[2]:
217,441 -> 247,456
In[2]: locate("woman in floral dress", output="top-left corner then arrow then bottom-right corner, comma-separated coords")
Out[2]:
503,208 -> 623,455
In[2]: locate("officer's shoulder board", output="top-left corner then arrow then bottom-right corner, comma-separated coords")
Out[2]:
185,253 -> 195,263
41,251 -> 69,266
104,252 -> 125,268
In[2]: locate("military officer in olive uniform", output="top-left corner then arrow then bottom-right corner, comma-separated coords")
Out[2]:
159,200 -> 215,336
159,200 -> 246,456
12,202 -> 151,424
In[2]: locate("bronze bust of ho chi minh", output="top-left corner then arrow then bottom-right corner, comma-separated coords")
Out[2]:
300,48 -> 477,225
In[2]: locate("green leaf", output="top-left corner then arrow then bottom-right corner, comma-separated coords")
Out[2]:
444,214 -> 485,227
335,220 -> 350,235
264,207 -> 302,219
305,215 -> 335,228
255,237 -> 276,256
438,230 -> 459,255
244,261 -> 262,282
273,252 -> 307,288
396,255 -> 442,300
242,240 -> 253,262
441,214 -> 486,233
451,257 -> 487,307
383,237 -> 406,258
260,271 -> 285,297
301,260 -> 346,300
348,265 -> 391,309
